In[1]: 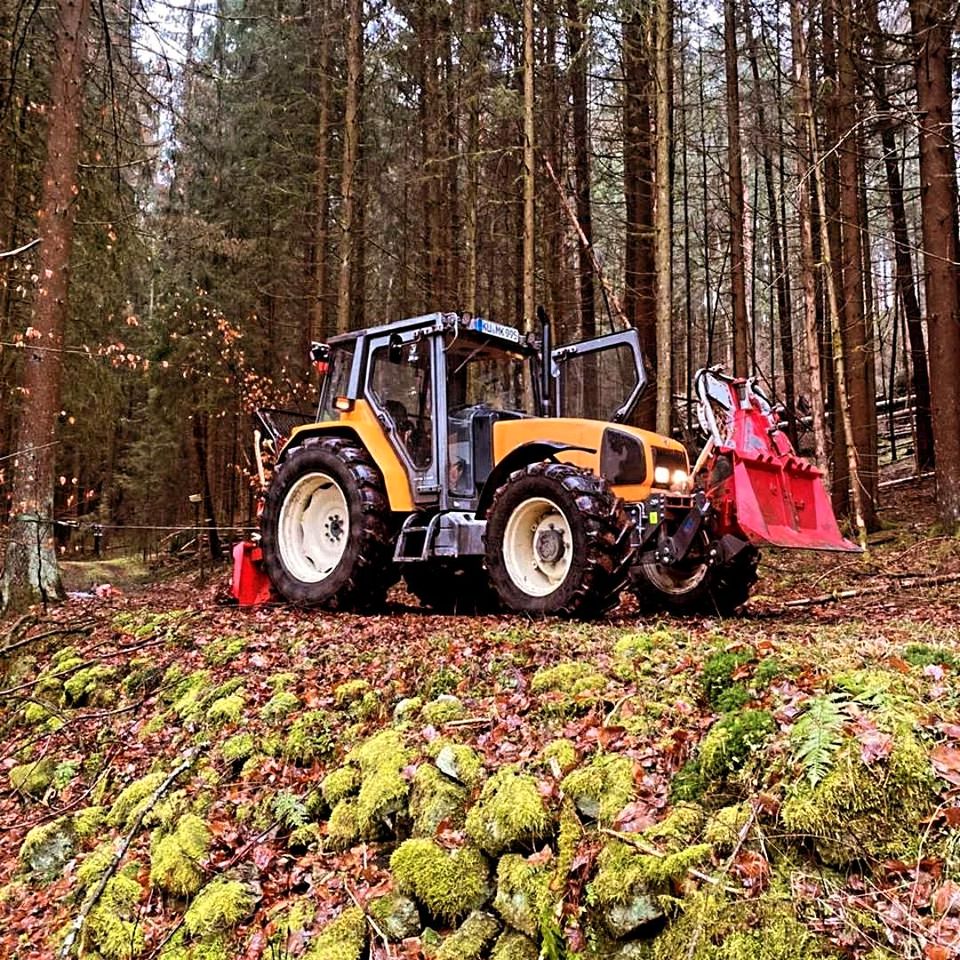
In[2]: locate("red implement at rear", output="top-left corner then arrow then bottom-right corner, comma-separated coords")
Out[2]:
697,369 -> 859,553
231,541 -> 276,607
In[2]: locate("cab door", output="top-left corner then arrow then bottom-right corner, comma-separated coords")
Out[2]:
551,329 -> 648,423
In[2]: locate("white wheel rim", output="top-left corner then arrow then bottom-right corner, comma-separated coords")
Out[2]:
278,471 -> 349,583
502,496 -> 573,598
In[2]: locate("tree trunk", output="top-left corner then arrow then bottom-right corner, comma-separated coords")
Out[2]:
623,4 -> 656,430
522,0 -> 535,333
566,0 -> 594,345
335,0 -> 363,334
2,0 -> 91,614
910,0 -> 960,529
868,0 -> 934,472
310,0 -> 331,341
789,0 -> 829,475
723,0 -> 749,376
654,0 -> 672,435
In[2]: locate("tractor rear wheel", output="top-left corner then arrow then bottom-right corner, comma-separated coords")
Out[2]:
631,538 -> 759,616
260,437 -> 394,609
484,462 -> 631,617
403,558 -> 500,614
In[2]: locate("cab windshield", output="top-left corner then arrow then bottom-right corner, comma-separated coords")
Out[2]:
445,338 -> 533,415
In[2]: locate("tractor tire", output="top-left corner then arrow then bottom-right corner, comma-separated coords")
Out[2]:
484,462 -> 632,617
403,558 -> 500,614
260,437 -> 394,610
631,538 -> 760,616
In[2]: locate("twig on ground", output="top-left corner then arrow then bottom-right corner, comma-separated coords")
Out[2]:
782,572 -> 960,610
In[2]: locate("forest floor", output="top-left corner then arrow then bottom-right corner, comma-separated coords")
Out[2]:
1,474 -> 960,960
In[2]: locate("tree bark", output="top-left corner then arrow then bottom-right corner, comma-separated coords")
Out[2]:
522,0 -> 535,333
723,0 -> 749,376
2,0 -> 91,613
910,0 -> 960,529
335,0 -> 363,334
654,0 -> 672,434
310,0 -> 331,341
623,4 -> 656,430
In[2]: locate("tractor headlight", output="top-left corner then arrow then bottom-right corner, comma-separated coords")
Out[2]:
652,449 -> 691,491
654,465 -> 671,485
671,469 -> 689,489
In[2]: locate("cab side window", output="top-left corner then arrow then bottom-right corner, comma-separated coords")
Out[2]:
369,341 -> 433,469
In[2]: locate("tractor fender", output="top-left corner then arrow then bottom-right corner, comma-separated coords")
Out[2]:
280,407 -> 416,512
476,441 -> 596,519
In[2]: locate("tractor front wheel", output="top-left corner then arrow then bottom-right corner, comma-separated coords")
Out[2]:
484,462 -> 631,617
631,538 -> 759,616
260,438 -> 394,609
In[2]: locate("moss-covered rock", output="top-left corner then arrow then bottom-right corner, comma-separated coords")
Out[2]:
9,756 -> 57,797
304,906 -> 367,960
698,709 -> 776,784
64,664 -> 117,707
781,726 -> 938,865
421,695 -> 467,726
650,891 -> 831,960
19,817 -> 76,880
334,679 -> 372,707
492,853 -> 552,938
704,803 -> 752,853
109,771 -> 167,831
260,690 -> 300,724
466,766 -> 551,855
221,733 -> 255,765
284,710 -> 335,764
327,797 -> 361,850
184,877 -> 255,937
73,804 -> 107,841
368,892 -> 420,941
701,649 -> 754,711
150,813 -> 211,896
541,739 -> 578,775
436,910 -> 500,960
77,841 -> 115,891
206,691 -> 245,726
321,765 -> 362,806
393,696 -> 423,722
82,873 -> 146,960
561,752 -> 634,823
490,930 -> 539,960
433,742 -> 483,788
410,763 -> 469,836
531,661 -> 607,714
203,634 -> 246,666
390,838 -> 490,923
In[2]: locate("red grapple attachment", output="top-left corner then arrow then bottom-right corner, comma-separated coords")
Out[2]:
696,370 -> 859,553
231,540 -> 276,606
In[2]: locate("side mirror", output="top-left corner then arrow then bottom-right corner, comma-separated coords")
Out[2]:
310,342 -> 330,376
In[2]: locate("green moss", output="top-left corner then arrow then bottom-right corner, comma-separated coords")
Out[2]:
75,843 -> 114,894
327,797 -> 360,849
368,892 -> 420,941
903,643 -> 959,670
429,741 -> 484,788
150,813 -> 211,896
109,771 -> 167,831
334,679 -> 372,706
74,805 -> 107,840
53,759 -> 79,790
390,838 -> 490,923
466,766 -> 551,855
436,910 -> 500,960
9,756 -> 57,797
321,765 -> 362,806
304,906 -> 367,960
493,854 -> 552,938
645,804 -> 705,848
410,763 -> 469,836
260,689 -> 300,724
393,696 -> 424,722
541,739 -> 578,774
562,752 -> 634,823
63,664 -> 117,707
422,695 -> 467,725
701,650 -> 754,710
704,803 -> 752,853
781,727 -> 938,865
491,930 -> 539,960
670,759 -> 705,803
531,661 -> 607,715
340,730 -> 414,836
184,877 -> 254,937
614,632 -> 654,661
650,891 -> 830,960
121,657 -> 163,697
284,710 -> 334,764
19,817 -> 76,880
288,822 -> 321,851
170,670 -> 213,723
698,710 -> 776,783
23,701 -> 54,726
82,874 -> 145,960
203,635 -> 246,666
206,692 -> 245,725
555,799 -> 582,882
158,930 -> 232,960
222,733 -> 255,764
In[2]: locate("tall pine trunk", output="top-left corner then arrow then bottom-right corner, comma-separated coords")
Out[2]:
654,0 -> 672,434
910,0 -> 960,528
2,0 -> 91,613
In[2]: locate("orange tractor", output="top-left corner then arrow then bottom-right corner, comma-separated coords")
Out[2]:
233,310 -> 856,616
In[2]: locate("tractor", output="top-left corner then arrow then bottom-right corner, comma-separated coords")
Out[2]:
232,310 -> 856,617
